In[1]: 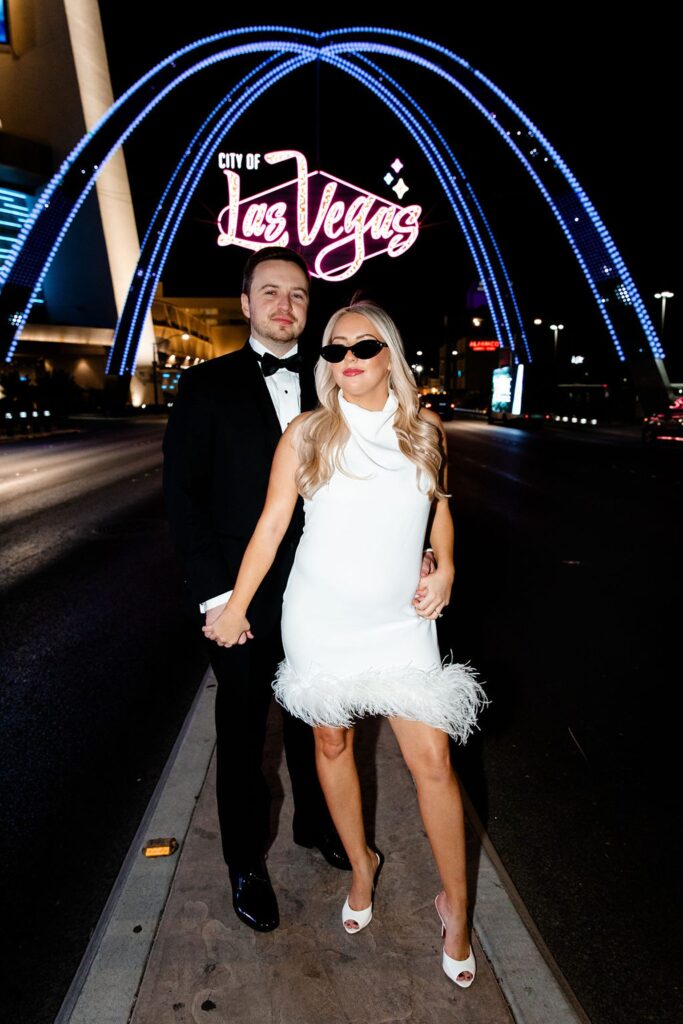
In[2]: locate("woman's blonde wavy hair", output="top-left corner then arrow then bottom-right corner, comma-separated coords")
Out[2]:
294,302 -> 448,501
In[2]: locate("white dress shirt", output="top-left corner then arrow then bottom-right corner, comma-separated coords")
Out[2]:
250,336 -> 301,432
200,338 -> 302,613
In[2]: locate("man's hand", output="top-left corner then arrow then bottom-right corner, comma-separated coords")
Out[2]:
413,549 -> 437,604
203,602 -> 253,647
420,549 -> 437,577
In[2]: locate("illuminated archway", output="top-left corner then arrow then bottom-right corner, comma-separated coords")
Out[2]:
0,26 -> 670,406
109,46 -> 529,376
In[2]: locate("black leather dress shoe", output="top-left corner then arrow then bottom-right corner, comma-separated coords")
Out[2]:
228,858 -> 279,932
294,831 -> 352,871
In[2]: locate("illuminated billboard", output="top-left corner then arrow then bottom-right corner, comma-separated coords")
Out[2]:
491,364 -> 525,418
491,366 -> 513,414
216,149 -> 422,283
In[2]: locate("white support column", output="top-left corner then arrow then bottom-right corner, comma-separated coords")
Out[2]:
63,0 -> 156,403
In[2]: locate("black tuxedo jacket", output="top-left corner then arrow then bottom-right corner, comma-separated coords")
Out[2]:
163,342 -> 318,632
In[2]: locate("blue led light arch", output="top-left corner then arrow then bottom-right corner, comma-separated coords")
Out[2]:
109,51 -> 317,375
0,26 -> 670,405
111,46 -> 528,375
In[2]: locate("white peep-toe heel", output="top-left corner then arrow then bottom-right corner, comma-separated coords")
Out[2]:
434,895 -> 476,988
342,850 -> 384,934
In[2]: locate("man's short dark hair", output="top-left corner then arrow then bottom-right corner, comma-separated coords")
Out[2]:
241,246 -> 310,297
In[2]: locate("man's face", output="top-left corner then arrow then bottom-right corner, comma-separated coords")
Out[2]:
241,259 -> 309,353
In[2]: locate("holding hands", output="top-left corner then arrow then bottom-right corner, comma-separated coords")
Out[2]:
203,601 -> 253,647
413,568 -> 453,619
413,551 -> 453,620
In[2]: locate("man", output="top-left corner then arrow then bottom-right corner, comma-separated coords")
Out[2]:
163,246 -> 350,934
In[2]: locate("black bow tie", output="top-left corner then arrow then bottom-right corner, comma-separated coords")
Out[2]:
256,350 -> 303,377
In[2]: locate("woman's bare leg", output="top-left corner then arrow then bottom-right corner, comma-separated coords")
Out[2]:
388,718 -> 471,974
313,725 -> 378,925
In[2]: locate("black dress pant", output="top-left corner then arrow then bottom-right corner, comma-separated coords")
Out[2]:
208,622 -> 332,867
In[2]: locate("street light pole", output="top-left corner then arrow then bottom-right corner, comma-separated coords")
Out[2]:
152,339 -> 159,407
654,291 -> 674,338
549,323 -> 564,360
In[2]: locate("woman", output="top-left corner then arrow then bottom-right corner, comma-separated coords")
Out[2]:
204,302 -> 485,987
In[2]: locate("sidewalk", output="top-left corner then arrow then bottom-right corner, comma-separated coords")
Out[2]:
55,671 -> 590,1024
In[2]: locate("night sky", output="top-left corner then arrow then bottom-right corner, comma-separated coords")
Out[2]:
97,7 -> 679,378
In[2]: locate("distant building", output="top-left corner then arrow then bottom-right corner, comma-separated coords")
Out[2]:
0,0 -> 231,405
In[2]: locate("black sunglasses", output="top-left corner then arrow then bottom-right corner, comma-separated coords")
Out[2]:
320,339 -> 389,363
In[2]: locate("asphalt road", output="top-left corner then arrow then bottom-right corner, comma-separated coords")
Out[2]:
1,415 -> 681,1024
0,418 -> 207,1024
0,420 -> 168,590
443,417 -> 682,1024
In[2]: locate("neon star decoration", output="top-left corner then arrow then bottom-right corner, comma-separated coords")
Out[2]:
392,178 -> 409,200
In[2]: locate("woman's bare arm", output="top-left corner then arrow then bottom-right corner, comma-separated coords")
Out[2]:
414,411 -> 455,619
203,416 -> 306,646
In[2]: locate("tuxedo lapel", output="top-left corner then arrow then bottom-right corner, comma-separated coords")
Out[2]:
239,344 -> 282,443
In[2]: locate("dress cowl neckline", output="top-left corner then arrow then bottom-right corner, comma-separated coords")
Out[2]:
338,389 -> 397,435
338,390 -> 403,470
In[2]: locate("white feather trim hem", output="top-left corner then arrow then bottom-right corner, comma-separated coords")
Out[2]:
272,656 -> 486,744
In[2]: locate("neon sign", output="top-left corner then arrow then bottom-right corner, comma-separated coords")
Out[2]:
468,340 -> 500,351
217,150 -> 422,282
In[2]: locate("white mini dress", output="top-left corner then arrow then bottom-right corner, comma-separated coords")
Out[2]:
273,391 -> 484,741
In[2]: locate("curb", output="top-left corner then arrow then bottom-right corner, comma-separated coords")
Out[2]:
53,671 -> 217,1024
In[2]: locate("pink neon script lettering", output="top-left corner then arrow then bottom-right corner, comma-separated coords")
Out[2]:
216,150 -> 421,281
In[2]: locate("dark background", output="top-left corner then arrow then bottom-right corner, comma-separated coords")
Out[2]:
2,13 -> 680,1023
97,8 -> 679,380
